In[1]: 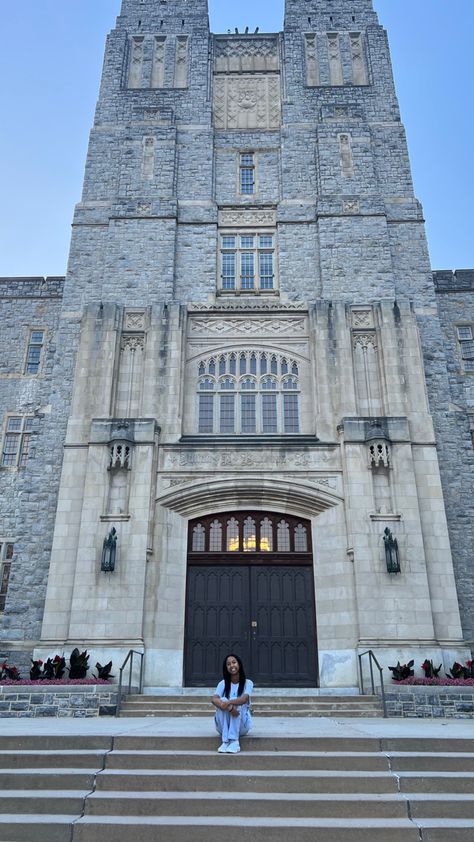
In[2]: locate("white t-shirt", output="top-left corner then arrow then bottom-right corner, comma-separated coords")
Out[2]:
214,678 -> 254,716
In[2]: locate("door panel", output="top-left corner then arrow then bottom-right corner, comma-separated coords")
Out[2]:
250,566 -> 318,686
185,564 -> 318,687
185,565 -> 250,686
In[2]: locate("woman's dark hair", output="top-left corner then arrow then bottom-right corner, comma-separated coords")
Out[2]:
222,653 -> 246,699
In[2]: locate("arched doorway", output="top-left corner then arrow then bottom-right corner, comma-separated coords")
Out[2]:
184,511 -> 318,687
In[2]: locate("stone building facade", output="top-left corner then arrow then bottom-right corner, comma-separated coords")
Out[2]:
0,0 -> 472,688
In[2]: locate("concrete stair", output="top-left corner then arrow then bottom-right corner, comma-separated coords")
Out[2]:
1,735 -> 474,840
119,693 -> 384,717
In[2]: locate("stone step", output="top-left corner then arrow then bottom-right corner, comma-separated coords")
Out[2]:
84,790 -> 408,819
94,768 -> 400,794
104,749 -> 391,772
0,769 -> 97,790
126,695 -> 378,703
119,707 -> 383,718
67,815 -> 426,842
0,790 -> 89,814
0,750 -> 108,769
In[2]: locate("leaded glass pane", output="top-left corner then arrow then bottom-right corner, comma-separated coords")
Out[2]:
241,253 -> 255,289
259,234 -> 273,248
199,378 -> 214,390
241,378 -> 256,390
260,518 -> 273,552
227,518 -> 239,551
281,358 -> 288,375
261,377 -> 277,390
2,435 -> 18,467
240,167 -> 254,195
19,434 -> 31,468
270,356 -> 278,374
250,354 -> 257,375
294,524 -> 308,552
241,394 -> 256,433
283,376 -> 298,390
240,153 -> 254,166
260,354 -> 267,375
277,520 -> 290,552
284,393 -> 299,433
198,395 -> 214,433
457,326 -> 473,340
220,377 -> 235,390
220,394 -> 235,433
209,520 -> 223,552
262,393 -> 277,433
192,524 -> 205,551
219,356 -> 226,375
240,354 -> 247,375
6,417 -> 22,432
240,235 -> 255,248
222,253 -> 236,289
229,354 -> 237,375
243,517 -> 256,552
222,235 -> 236,248
259,252 -> 273,289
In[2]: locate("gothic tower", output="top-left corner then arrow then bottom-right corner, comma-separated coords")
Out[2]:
0,0 -> 469,688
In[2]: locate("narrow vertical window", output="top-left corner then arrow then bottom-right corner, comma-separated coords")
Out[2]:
241,379 -> 256,433
0,543 -> 13,611
129,37 -> 145,89
219,378 -> 235,434
327,33 -> 343,86
277,521 -> 290,552
304,34 -> 319,86
1,416 -> 34,469
192,524 -> 206,552
283,377 -> 300,433
209,520 -> 223,552
294,524 -> 308,552
227,518 -> 240,552
456,326 -> 474,372
174,36 -> 189,88
142,137 -> 155,181
152,36 -> 166,88
239,153 -> 255,195
260,518 -> 273,552
261,377 -> 278,434
198,379 -> 215,433
24,330 -> 45,375
243,517 -> 256,552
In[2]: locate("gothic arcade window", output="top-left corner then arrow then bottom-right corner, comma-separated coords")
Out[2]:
219,232 -> 276,292
189,513 -> 310,557
456,325 -> 474,372
197,352 -> 300,434
1,416 -> 34,469
0,542 -> 14,611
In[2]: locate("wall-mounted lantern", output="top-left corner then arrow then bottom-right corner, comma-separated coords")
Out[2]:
383,527 -> 401,574
101,527 -> 117,573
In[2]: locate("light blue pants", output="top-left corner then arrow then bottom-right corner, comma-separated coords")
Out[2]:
214,706 -> 252,743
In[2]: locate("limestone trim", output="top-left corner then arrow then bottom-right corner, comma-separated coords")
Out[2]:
157,474 -> 343,518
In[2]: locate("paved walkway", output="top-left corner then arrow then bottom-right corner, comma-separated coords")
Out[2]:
1,715 -> 474,739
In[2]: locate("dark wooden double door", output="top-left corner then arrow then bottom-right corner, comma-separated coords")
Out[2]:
184,513 -> 318,687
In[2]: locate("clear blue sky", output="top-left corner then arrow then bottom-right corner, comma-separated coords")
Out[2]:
0,0 -> 472,277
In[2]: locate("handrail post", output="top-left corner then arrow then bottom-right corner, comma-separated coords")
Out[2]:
115,649 -> 144,717
358,649 -> 387,718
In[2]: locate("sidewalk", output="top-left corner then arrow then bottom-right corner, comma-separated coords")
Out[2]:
1,715 -> 473,739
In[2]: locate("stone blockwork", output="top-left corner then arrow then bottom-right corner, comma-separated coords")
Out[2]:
0,277 -> 68,672
0,684 -> 118,718
386,686 -> 474,719
432,271 -> 474,643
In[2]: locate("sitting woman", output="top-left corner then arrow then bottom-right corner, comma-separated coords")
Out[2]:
211,653 -> 253,754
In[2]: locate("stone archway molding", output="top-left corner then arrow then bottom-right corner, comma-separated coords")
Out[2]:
157,474 -> 343,518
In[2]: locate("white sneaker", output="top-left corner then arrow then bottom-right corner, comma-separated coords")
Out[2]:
227,741 -> 240,753
217,741 -> 229,753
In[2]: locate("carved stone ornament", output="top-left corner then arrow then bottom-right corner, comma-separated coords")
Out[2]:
188,301 -> 307,312
351,309 -> 374,329
137,202 -> 152,215
342,199 -> 359,214
218,208 -> 276,227
124,311 -> 146,331
214,38 -> 279,73
189,317 -> 306,336
120,334 -> 145,352
353,332 -> 377,350
368,440 -> 391,469
214,75 -> 281,131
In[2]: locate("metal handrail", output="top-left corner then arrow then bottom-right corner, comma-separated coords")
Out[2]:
358,649 -> 387,718
116,649 -> 144,717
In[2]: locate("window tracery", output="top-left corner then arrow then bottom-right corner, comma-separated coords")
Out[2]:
197,351 -> 301,434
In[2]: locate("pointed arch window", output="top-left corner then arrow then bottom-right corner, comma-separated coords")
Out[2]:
196,353 -> 301,435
